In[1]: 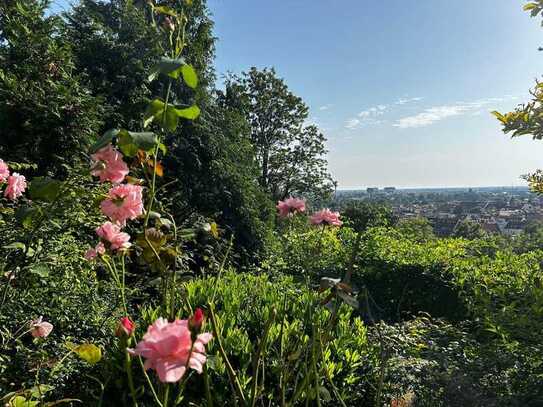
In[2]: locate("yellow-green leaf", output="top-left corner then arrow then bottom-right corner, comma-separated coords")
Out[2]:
67,343 -> 102,364
181,64 -> 198,89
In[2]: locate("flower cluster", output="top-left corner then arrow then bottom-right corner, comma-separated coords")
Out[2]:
129,310 -> 212,383
276,197 -> 342,227
276,197 -> 306,217
87,144 -> 143,258
309,208 -> 342,227
0,159 -> 27,201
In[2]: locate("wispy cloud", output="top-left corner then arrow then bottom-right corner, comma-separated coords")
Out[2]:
319,104 -> 333,111
395,96 -> 423,105
344,97 -> 423,130
393,96 -> 516,129
394,105 -> 470,128
345,104 -> 387,129
345,118 -> 361,129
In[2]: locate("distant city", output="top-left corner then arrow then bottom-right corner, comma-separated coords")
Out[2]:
335,185 -> 541,237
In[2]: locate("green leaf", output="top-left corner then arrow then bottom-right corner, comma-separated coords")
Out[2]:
29,264 -> 49,278
144,99 -> 166,128
524,3 -> 538,11
9,396 -> 39,407
116,130 -> 158,157
148,57 -> 185,82
181,64 -> 198,89
153,5 -> 178,16
3,242 -> 26,251
28,177 -> 62,202
89,129 -> 120,153
173,105 -> 200,120
15,206 -> 40,229
164,107 -> 180,132
67,343 -> 102,364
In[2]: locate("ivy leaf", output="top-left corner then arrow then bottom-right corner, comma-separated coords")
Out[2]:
181,64 -> 198,89
29,177 -> 62,202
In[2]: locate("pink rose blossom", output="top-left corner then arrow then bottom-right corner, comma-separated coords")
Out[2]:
309,208 -> 342,227
0,159 -> 9,183
30,317 -> 53,338
4,173 -> 26,200
91,144 -> 129,184
276,197 -> 306,218
100,184 -> 143,226
96,222 -> 131,251
128,317 -> 212,383
85,242 -> 106,260
116,316 -> 135,337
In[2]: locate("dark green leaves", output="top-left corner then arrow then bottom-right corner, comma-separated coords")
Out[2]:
29,177 -> 62,202
147,57 -> 198,89
117,130 -> 157,157
148,57 -> 185,82
90,129 -> 119,153
90,129 -> 158,156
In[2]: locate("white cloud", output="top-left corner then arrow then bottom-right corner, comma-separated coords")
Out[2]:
319,104 -> 333,111
395,97 -> 423,105
393,95 -> 517,129
394,105 -> 470,128
345,118 -> 361,129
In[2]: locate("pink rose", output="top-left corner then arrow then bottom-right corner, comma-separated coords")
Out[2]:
0,159 -> 9,183
91,144 -> 129,184
309,208 -> 342,227
128,317 -> 212,383
85,242 -> 106,260
96,222 -> 131,251
100,184 -> 144,226
4,173 -> 26,200
30,317 -> 53,338
188,308 -> 204,333
116,316 -> 135,337
276,197 -> 306,218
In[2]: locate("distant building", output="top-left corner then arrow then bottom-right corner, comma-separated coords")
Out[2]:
384,187 -> 396,193
367,187 -> 379,194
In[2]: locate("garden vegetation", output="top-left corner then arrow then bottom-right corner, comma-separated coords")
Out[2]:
0,1 -> 543,406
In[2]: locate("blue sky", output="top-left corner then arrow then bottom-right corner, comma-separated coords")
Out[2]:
50,1 -> 543,188
209,0 -> 543,188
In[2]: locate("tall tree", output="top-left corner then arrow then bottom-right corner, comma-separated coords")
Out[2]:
224,67 -> 334,201
64,0 -> 274,258
0,0 -> 103,176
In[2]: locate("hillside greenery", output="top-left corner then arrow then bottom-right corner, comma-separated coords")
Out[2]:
0,1 -> 542,406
